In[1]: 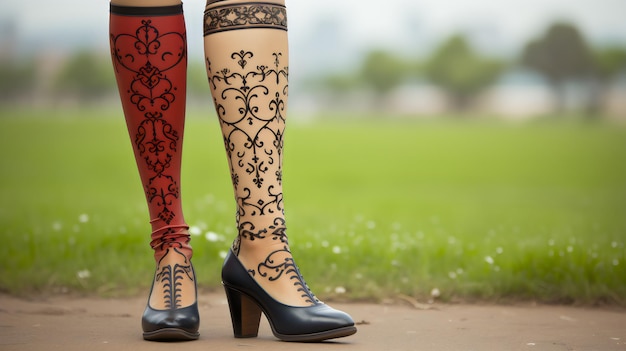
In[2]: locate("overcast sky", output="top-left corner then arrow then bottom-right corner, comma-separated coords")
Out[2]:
3,0 -> 626,63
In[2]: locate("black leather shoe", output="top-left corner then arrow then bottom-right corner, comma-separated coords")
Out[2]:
141,264 -> 200,341
142,303 -> 200,341
222,249 -> 357,342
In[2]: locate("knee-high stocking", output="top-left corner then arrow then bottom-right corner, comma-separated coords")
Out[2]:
204,0 -> 317,306
110,2 -> 195,309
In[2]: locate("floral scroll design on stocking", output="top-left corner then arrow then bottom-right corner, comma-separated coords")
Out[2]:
231,217 -> 319,305
207,50 -> 288,220
257,247 -> 319,305
208,51 -> 317,306
110,20 -> 186,224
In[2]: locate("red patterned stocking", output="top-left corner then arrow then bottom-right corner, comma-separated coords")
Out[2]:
110,4 -> 191,262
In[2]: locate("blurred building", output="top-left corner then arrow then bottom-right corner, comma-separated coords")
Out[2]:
476,69 -> 555,120
0,17 -> 18,60
386,81 -> 449,116
604,73 -> 626,121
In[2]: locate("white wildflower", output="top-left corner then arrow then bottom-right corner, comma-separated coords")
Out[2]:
52,221 -> 62,231
189,226 -> 202,236
484,256 -> 494,265
332,246 -> 341,254
205,231 -> 222,242
204,194 -> 214,203
77,269 -> 91,279
78,214 -> 89,223
334,286 -> 346,294
430,288 -> 441,298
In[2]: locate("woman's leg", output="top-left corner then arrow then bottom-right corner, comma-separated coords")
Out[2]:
203,1 -> 356,341
203,0 -> 314,307
109,0 -> 198,340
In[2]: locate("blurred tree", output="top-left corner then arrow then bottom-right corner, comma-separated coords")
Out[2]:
359,49 -> 412,108
594,47 -> 626,79
587,46 -> 626,115
425,34 -> 504,112
522,22 -> 594,113
0,59 -> 37,103
317,73 -> 360,106
54,50 -> 116,103
322,74 -> 360,93
187,60 -> 212,99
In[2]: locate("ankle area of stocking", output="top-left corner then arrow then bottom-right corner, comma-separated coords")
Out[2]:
150,218 -> 193,262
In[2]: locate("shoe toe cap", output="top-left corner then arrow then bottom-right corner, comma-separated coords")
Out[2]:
142,304 -> 200,333
271,303 -> 354,335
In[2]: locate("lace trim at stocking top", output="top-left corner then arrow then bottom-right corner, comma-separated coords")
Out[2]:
203,0 -> 287,35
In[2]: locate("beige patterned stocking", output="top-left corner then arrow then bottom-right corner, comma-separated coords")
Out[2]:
204,0 -> 317,307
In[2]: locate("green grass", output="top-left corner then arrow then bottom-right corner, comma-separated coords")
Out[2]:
1,107 -> 625,305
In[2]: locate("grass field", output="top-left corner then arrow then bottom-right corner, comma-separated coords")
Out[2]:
1,107 -> 625,305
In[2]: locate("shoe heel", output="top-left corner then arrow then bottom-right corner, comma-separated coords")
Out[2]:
224,286 -> 262,338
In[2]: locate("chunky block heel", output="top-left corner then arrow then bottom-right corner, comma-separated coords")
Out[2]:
224,286 -> 262,338
222,250 -> 357,342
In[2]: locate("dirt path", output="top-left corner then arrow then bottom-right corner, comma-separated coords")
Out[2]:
1,293 -> 625,350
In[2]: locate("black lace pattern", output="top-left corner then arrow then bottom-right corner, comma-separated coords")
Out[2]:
207,50 -> 287,220
110,19 -> 186,224
204,2 -> 287,35
154,248 -> 194,309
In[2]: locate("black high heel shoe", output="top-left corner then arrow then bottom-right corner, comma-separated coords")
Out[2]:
141,264 -> 200,341
222,249 -> 357,342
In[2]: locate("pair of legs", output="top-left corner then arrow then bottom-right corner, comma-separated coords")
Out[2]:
110,0 -> 355,341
